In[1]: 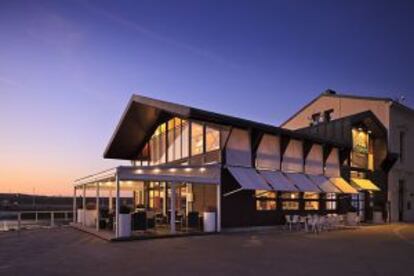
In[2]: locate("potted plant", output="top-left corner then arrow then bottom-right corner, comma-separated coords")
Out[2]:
203,206 -> 217,233
118,205 -> 132,238
372,205 -> 384,224
346,205 -> 358,226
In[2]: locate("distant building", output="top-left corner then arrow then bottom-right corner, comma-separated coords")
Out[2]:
281,90 -> 414,222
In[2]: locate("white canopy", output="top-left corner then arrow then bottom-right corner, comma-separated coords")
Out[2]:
285,172 -> 321,193
258,170 -> 298,192
227,166 -> 272,191
307,175 -> 342,193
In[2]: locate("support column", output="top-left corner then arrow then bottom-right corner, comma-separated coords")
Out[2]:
73,186 -> 76,223
170,182 -> 176,234
96,182 -> 100,231
82,184 -> 86,226
216,183 -> 221,232
115,173 -> 120,238
109,188 -> 113,212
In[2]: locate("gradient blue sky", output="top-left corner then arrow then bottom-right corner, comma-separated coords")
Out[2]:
1,0 -> 413,195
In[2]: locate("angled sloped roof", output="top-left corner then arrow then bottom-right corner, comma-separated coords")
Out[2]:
104,94 -> 348,160
281,90 -> 413,127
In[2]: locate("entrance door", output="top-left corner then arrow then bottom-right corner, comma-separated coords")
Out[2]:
398,180 -> 405,221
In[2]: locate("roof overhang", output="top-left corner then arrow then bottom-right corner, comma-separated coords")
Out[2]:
104,94 -> 348,160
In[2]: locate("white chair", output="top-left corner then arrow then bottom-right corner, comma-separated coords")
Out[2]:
285,215 -> 292,231
292,215 -> 300,230
318,216 -> 326,232
309,216 -> 318,234
299,216 -> 308,232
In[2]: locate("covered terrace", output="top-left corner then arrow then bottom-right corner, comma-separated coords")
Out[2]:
72,164 -> 221,240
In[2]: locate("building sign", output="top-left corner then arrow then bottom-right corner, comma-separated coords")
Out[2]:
352,129 -> 369,168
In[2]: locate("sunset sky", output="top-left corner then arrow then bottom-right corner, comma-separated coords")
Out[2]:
1,0 -> 413,196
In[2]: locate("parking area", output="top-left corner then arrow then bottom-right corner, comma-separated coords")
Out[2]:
1,224 -> 413,276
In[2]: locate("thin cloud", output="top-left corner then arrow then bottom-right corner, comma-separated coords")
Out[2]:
81,2 -> 241,69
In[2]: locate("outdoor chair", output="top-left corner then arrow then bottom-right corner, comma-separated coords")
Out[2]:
318,216 -> 326,232
285,215 -> 292,231
292,215 -> 300,230
309,216 -> 318,234
299,216 -> 308,232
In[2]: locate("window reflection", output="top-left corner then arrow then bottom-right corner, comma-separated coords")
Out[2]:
206,126 -> 220,152
191,122 -> 204,155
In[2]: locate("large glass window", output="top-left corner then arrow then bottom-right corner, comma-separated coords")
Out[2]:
326,193 -> 337,210
206,126 -> 220,152
182,120 -> 189,158
191,122 -> 204,156
167,118 -> 184,162
281,192 -> 300,210
255,190 -> 276,211
304,192 -> 319,210
150,123 -> 166,165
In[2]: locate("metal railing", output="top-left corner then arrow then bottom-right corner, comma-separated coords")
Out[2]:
0,210 -> 73,231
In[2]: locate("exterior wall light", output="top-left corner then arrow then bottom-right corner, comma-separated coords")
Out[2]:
184,168 -> 192,172
169,168 -> 177,172
153,168 -> 161,173
199,167 -> 206,172
136,169 -> 143,174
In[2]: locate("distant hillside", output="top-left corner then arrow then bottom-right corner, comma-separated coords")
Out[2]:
0,193 -> 76,211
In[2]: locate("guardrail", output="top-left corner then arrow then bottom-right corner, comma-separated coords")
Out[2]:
0,210 -> 73,231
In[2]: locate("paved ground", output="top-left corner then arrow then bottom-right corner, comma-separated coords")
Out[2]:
1,224 -> 413,276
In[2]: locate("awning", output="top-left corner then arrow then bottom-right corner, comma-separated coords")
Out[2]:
329,178 -> 358,194
351,178 -> 381,191
284,173 -> 321,193
227,166 -> 272,191
258,170 -> 298,192
307,175 -> 342,193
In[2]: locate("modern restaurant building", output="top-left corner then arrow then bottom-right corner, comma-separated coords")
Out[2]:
73,94 -> 393,239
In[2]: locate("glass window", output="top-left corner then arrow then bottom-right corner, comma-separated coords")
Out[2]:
255,190 -> 276,211
326,201 -> 337,210
206,126 -> 220,152
167,119 -> 176,162
191,122 -> 204,156
305,201 -> 319,210
282,201 -> 299,210
281,192 -> 299,200
303,192 -> 319,200
256,200 -> 276,211
255,190 -> 276,199
182,120 -> 189,158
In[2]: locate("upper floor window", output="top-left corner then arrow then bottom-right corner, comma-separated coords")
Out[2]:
206,126 -> 220,152
324,109 -> 334,122
400,131 -> 405,163
311,112 -> 321,126
191,122 -> 204,156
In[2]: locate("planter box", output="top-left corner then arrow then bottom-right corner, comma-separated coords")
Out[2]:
84,210 -> 97,227
203,212 -> 216,233
373,211 -> 384,224
119,214 -> 132,238
346,212 -> 358,226
77,209 -> 83,224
